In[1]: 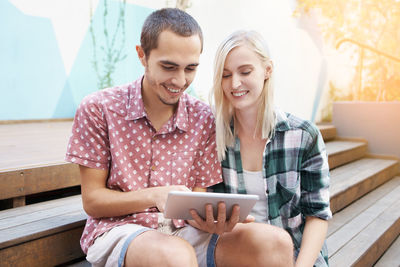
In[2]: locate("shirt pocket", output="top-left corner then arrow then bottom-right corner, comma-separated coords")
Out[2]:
170,151 -> 197,188
276,171 -> 301,218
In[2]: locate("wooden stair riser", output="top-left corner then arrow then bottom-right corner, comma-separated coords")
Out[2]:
0,163 -> 79,207
330,161 -> 399,213
0,227 -> 84,267
328,144 -> 368,169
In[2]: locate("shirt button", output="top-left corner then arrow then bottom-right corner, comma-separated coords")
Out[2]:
151,166 -> 156,171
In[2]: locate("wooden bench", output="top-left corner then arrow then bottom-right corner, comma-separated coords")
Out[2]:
0,121 -> 86,266
0,120 -> 80,208
0,195 -> 86,266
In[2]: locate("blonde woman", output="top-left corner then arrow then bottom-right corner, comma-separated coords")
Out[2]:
210,30 -> 332,267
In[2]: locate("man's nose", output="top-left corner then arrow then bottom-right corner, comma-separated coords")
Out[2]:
172,70 -> 186,88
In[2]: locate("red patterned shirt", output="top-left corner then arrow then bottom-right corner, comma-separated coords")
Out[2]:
65,77 -> 222,253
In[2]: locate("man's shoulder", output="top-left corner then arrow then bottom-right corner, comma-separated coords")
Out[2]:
79,82 -> 136,110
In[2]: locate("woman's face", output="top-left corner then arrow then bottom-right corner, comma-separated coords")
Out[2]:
221,45 -> 269,112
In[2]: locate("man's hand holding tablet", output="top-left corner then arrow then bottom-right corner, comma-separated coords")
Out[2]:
163,191 -> 258,235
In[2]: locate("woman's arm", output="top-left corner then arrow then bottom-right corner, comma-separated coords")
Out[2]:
295,216 -> 328,267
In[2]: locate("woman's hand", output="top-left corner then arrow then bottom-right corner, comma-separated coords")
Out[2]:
187,202 -> 255,235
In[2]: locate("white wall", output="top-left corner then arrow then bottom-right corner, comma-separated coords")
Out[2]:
333,102 -> 400,158
133,0 -> 326,121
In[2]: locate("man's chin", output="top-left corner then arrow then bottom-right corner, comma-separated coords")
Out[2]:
159,96 -> 180,106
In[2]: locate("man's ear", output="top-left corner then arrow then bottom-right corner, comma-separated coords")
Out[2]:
265,61 -> 273,80
136,45 -> 147,67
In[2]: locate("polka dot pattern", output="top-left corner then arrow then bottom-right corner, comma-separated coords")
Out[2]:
65,77 -> 222,253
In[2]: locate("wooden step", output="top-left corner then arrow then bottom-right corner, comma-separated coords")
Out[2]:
327,176 -> 400,266
0,163 -> 80,207
330,157 -> 400,213
0,121 -> 72,170
374,235 -> 400,267
0,121 -> 79,207
318,124 -> 337,142
0,195 -> 86,266
326,139 -> 368,169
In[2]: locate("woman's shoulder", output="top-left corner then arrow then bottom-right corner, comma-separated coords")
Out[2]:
275,109 -> 320,138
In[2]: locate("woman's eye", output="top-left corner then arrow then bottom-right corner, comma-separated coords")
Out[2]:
222,74 -> 231,78
242,71 -> 251,75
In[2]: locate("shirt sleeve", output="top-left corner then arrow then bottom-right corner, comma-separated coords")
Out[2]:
300,124 -> 332,220
65,92 -> 111,170
193,113 -> 223,188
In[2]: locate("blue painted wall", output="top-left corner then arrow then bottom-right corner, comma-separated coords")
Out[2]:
0,0 -> 153,120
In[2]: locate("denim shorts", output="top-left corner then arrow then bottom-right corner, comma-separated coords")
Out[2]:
86,215 -> 219,267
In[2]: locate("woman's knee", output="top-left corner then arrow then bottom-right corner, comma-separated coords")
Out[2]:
234,223 -> 294,266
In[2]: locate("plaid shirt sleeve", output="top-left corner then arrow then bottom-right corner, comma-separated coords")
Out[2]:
299,123 -> 332,220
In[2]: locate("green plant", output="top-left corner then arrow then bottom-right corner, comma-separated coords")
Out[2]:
90,0 -> 127,89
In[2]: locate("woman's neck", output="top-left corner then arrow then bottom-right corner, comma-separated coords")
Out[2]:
235,108 -> 261,139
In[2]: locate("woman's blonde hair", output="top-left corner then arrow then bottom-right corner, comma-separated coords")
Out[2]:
210,30 -> 276,161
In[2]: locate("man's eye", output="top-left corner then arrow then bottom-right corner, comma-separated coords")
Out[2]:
162,65 -> 175,70
186,67 -> 196,72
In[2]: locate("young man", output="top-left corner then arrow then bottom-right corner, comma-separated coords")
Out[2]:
66,8 -> 293,267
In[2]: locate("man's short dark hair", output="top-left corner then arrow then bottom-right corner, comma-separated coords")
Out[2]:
140,8 -> 203,57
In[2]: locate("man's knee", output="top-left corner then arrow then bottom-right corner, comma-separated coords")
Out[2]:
125,231 -> 197,267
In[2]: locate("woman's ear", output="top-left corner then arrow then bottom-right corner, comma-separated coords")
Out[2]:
136,45 -> 147,67
265,61 -> 273,80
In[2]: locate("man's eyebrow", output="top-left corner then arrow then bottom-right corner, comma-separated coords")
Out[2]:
160,60 -> 199,67
160,60 -> 179,66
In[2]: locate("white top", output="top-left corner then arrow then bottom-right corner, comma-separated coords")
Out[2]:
243,169 -> 268,223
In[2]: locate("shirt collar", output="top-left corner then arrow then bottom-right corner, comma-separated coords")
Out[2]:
173,94 -> 189,132
125,76 -> 147,121
124,76 -> 189,132
274,109 -> 291,132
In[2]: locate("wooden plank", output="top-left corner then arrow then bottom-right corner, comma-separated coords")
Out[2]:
330,158 -> 399,213
0,210 -> 86,249
318,124 -> 337,141
0,227 -> 84,267
0,121 -> 72,170
0,195 -> 82,220
374,235 -> 400,267
0,118 -> 73,124
328,177 -> 400,236
0,163 -> 80,200
0,198 -> 83,230
327,181 -> 400,257
329,198 -> 400,267
12,196 -> 25,207
326,140 -> 368,169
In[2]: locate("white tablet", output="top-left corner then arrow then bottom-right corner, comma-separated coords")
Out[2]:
163,191 -> 259,222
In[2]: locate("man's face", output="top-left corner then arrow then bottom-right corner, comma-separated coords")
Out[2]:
138,30 -> 202,107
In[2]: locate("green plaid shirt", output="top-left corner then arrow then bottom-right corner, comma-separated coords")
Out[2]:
211,110 -> 332,266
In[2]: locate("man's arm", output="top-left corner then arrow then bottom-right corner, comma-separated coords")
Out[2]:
80,165 -> 190,218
